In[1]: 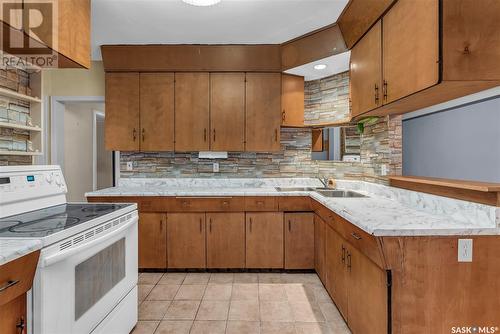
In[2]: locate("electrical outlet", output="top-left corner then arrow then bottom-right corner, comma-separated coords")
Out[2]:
380,164 -> 388,176
126,162 -> 133,171
458,239 -> 473,262
213,162 -> 219,173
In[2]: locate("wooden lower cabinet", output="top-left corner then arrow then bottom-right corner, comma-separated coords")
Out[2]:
325,225 -> 348,319
314,214 -> 327,284
0,294 -> 26,334
138,213 -> 167,269
246,212 -> 284,268
284,212 -> 314,269
167,213 -> 206,268
206,213 -> 245,268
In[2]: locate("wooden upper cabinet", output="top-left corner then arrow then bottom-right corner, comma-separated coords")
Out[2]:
105,73 -> 140,151
245,73 -> 282,152
140,73 -> 175,151
138,213 -> 167,269
382,0 -> 439,104
285,213 -> 314,269
246,212 -> 284,268
350,20 -> 382,117
347,246 -> 388,334
167,213 -> 206,269
174,73 -> 210,151
206,213 -> 245,268
281,74 -> 305,127
210,73 -> 245,151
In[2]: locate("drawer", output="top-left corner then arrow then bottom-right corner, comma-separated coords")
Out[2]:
172,197 -> 245,212
312,201 -> 335,226
278,196 -> 311,211
333,213 -> 385,268
0,251 -> 40,307
245,197 -> 278,211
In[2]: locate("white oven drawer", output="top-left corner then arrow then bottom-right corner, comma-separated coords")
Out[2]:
30,212 -> 138,334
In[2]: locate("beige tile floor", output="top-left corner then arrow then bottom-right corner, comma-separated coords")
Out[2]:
133,272 -> 351,334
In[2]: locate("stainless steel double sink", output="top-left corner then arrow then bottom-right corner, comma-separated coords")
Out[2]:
274,187 -> 367,198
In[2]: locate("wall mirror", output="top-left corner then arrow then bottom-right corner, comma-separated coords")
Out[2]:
311,125 -> 361,161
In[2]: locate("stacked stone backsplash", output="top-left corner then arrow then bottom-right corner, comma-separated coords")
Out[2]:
121,72 -> 402,184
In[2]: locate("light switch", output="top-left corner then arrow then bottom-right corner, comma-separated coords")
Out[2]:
458,239 -> 473,262
126,162 -> 133,171
213,162 -> 219,172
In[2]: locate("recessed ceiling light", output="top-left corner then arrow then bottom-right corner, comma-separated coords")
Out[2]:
182,0 -> 221,6
314,64 -> 327,70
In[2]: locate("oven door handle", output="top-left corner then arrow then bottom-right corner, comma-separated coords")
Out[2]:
42,216 -> 138,267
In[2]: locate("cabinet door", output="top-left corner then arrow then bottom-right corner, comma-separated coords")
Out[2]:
210,73 -> 245,151
348,246 -> 388,334
314,214 -> 326,283
138,213 -> 167,269
281,74 -> 304,127
285,213 -> 314,269
140,73 -> 175,151
206,213 -> 245,268
246,212 -> 284,268
383,0 -> 439,103
325,226 -> 348,319
350,20 -> 382,117
174,73 -> 210,151
105,73 -> 140,151
0,294 -> 26,334
245,73 -> 281,152
167,213 -> 206,268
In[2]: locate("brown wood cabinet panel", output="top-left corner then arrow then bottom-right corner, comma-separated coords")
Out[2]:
281,74 -> 304,127
210,73 -> 245,151
138,213 -> 167,269
0,294 -> 27,334
347,246 -> 388,334
206,213 -> 246,268
167,213 -> 206,268
325,225 -> 348,319
105,73 -> 140,151
278,196 -> 311,212
172,197 -> 244,212
442,0 -> 500,81
246,212 -> 284,268
244,197 -> 278,212
337,0 -> 394,49
174,73 -> 210,151
382,0 -> 439,104
245,73 -> 282,152
311,129 -> 323,152
139,73 -> 175,151
349,20 -> 382,117
314,215 -> 326,283
0,251 -> 39,307
284,213 -> 314,269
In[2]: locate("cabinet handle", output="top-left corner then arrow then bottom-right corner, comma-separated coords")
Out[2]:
213,129 -> 216,142
132,128 -> 137,141
351,232 -> 362,240
256,200 -> 264,206
204,128 -> 207,142
282,110 -> 286,122
347,251 -> 352,271
142,128 -> 145,142
199,218 -> 202,233
341,245 -> 346,264
160,219 -> 163,232
249,217 -> 252,233
383,80 -> 388,102
0,279 -> 19,292
274,129 -> 278,142
374,84 -> 379,104
222,200 -> 229,206
288,220 -> 291,232
16,317 -> 25,334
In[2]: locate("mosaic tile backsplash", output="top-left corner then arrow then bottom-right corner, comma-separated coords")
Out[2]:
120,72 -> 402,184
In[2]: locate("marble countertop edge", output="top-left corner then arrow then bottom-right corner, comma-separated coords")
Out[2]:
0,239 -> 42,266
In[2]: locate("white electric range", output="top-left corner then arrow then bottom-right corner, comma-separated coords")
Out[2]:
0,165 -> 138,334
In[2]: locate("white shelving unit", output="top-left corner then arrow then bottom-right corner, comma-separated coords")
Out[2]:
0,70 -> 43,160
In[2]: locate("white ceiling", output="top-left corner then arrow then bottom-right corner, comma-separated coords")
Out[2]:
285,51 -> 350,81
91,0 -> 349,60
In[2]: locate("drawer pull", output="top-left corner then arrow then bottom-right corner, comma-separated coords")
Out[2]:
199,218 -> 202,233
351,232 -> 362,240
347,252 -> 352,271
256,201 -> 264,205
288,220 -> 291,232
341,245 -> 346,264
0,279 -> 19,292
16,317 -> 25,334
209,219 -> 212,233
222,200 -> 229,206
249,218 -> 252,233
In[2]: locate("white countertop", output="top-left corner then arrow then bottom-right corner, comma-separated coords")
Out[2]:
0,239 -> 42,266
86,178 -> 500,237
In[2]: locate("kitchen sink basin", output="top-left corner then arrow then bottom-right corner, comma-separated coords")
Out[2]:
314,189 -> 367,198
275,187 -> 330,192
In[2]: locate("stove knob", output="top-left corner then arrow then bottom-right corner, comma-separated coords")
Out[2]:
45,173 -> 53,184
55,175 -> 62,186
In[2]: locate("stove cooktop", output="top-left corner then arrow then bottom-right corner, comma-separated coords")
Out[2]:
0,203 -> 130,238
